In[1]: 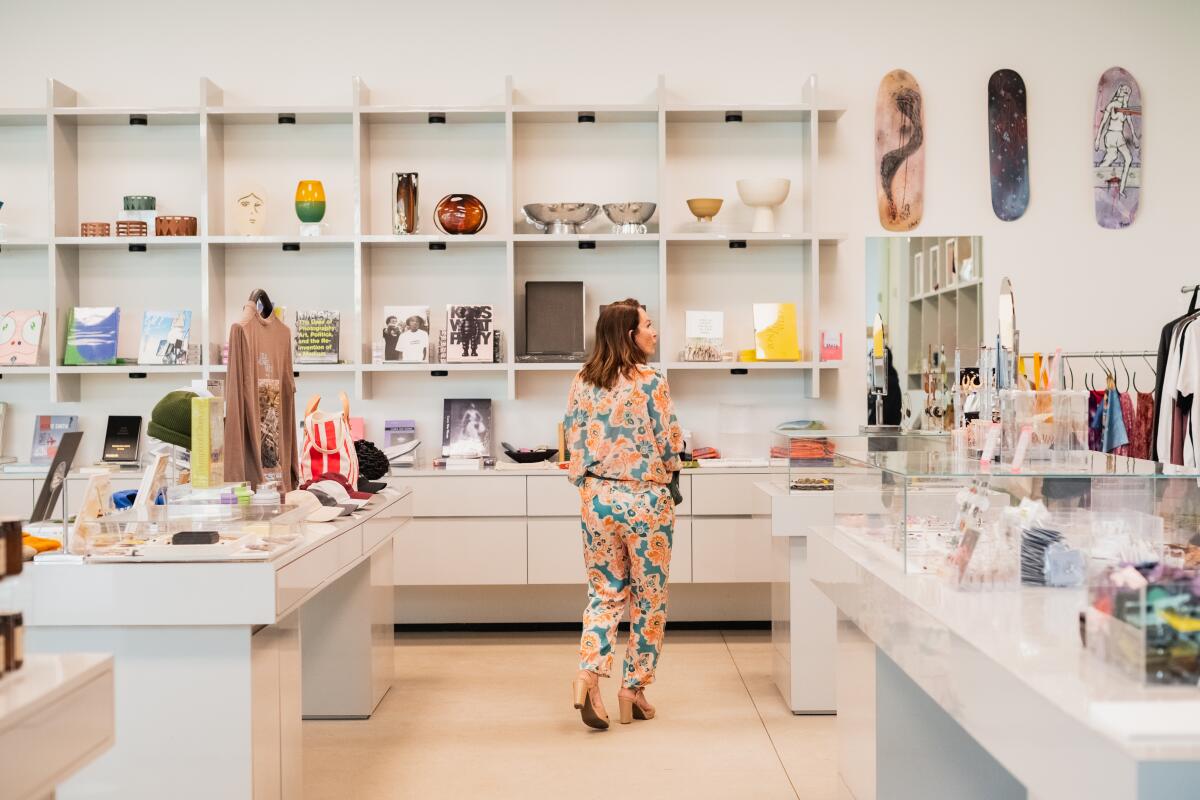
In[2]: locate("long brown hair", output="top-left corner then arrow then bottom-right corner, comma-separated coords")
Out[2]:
579,298 -> 644,389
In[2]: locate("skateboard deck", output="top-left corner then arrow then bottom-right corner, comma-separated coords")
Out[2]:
988,69 -> 1029,221
1093,66 -> 1142,229
875,69 -> 925,231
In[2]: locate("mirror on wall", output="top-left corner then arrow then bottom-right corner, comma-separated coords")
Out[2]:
865,236 -> 984,426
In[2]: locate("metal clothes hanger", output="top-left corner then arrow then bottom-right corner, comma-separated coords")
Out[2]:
249,288 -> 273,318
1067,358 -> 1075,390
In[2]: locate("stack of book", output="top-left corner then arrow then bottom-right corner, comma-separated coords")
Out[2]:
383,419 -> 419,470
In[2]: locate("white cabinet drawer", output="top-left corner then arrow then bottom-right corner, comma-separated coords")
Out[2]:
0,480 -> 34,520
691,473 -> 771,516
394,518 -> 526,585
387,476 -> 526,518
671,517 -> 692,583
692,516 -> 773,582
277,537 -> 340,614
336,525 -> 364,569
527,476 -> 581,517
527,519 -> 584,584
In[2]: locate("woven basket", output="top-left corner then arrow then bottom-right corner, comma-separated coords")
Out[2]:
116,220 -> 148,237
80,222 -> 111,237
155,215 -> 197,236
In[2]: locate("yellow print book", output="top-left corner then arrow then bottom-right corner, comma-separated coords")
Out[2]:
752,303 -> 801,361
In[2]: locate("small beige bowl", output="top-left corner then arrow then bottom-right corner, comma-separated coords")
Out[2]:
686,198 -> 723,222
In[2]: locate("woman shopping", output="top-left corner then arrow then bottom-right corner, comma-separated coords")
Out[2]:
562,299 -> 684,730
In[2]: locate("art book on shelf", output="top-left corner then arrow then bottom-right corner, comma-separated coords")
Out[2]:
138,310 -> 192,365
446,305 -> 494,363
684,310 -> 724,362
384,419 -> 420,468
31,414 -> 80,465
0,309 -> 45,366
441,399 -> 492,458
438,329 -> 503,363
382,306 -> 430,363
294,310 -> 341,364
752,302 -> 801,361
64,307 -> 120,366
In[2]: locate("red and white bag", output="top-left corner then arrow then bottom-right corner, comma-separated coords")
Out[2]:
299,392 -> 359,486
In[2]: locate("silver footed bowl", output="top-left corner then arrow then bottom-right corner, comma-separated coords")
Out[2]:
523,203 -> 600,234
602,202 -> 656,234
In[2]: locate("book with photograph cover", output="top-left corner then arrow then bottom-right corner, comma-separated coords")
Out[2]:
382,306 -> 430,363
31,414 -> 80,465
441,399 -> 492,458
294,310 -> 341,364
64,306 -> 120,365
446,305 -> 494,363
0,309 -> 45,366
139,310 -> 192,365
684,310 -> 724,362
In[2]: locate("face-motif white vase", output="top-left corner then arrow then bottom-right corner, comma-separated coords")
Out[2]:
736,178 -> 791,233
232,185 -> 267,236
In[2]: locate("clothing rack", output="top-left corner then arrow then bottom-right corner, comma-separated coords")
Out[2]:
1054,350 -> 1155,359
1182,285 -> 1200,294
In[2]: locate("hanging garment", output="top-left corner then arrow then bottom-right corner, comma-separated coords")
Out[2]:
224,303 -> 300,491
1102,387 -> 1130,454
1152,288 -> 1199,461
1114,392 -> 1135,456
1088,390 -> 1106,451
1131,391 -> 1155,460
1157,317 -> 1196,464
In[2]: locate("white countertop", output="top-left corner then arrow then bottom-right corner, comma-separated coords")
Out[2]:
810,526 -> 1200,769
0,653 -> 112,731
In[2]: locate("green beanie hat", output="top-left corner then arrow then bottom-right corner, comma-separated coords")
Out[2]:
147,390 -> 197,449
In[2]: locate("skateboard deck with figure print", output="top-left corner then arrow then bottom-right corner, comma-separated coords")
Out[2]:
988,68 -> 1030,221
875,69 -> 925,232
1093,66 -> 1142,229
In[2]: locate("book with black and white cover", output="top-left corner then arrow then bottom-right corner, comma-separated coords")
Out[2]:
138,310 -> 191,365
102,415 -> 142,463
294,310 -> 341,364
445,305 -> 494,363
382,306 -> 430,363
441,399 -> 492,458
684,310 -> 724,362
438,329 -> 502,363
31,415 -> 80,465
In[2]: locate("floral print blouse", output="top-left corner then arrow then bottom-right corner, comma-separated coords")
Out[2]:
564,366 -> 685,487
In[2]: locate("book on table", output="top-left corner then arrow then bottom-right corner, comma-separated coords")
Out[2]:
31,415 -> 80,465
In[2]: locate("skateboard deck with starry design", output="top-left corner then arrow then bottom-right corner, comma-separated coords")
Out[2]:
1093,66 -> 1142,229
874,69 -> 925,232
988,68 -> 1029,221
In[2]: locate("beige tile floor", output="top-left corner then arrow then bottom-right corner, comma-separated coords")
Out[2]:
304,630 -> 852,799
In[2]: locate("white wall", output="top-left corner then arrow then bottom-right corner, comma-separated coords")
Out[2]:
1,0 -> 1197,463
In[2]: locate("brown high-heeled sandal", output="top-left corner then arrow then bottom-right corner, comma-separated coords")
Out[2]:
616,687 -> 656,724
572,670 -> 609,730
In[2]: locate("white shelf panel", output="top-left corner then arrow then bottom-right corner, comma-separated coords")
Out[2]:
207,364 -> 357,374
512,233 -> 659,245
363,363 -> 508,373
0,366 -> 51,376
208,235 -> 355,247
0,240 -> 50,248
664,233 -> 845,246
513,362 -> 585,372
0,110 -> 47,126
205,106 -> 353,124
55,236 -> 200,248
56,365 -> 203,374
665,105 -> 830,123
512,104 -> 658,123
361,234 -> 508,247
359,106 -> 507,124
52,107 -> 200,125
665,361 -> 840,371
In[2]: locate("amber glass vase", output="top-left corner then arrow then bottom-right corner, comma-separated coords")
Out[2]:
434,194 -> 487,235
295,180 -> 327,223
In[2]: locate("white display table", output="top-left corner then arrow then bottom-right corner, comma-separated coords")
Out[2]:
0,653 -> 114,800
9,488 -> 411,800
757,480 -> 837,714
809,527 -> 1200,800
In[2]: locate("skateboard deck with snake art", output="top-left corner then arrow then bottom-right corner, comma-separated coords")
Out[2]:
875,69 -> 925,231
1093,66 -> 1142,229
988,68 -> 1030,221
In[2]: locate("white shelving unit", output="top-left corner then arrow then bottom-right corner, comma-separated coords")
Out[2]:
905,236 -> 983,387
1,74 -> 843,449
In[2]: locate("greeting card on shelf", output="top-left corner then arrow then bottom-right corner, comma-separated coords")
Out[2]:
684,310 -> 724,362
819,331 -> 843,362
382,306 -> 430,363
139,310 -> 191,365
294,310 -> 341,364
64,307 -> 120,366
752,303 -> 800,361
0,309 -> 45,366
446,305 -> 494,363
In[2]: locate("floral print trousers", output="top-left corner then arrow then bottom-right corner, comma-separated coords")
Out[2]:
578,477 -> 674,688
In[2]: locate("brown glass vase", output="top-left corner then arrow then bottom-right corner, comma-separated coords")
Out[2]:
434,194 -> 487,235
